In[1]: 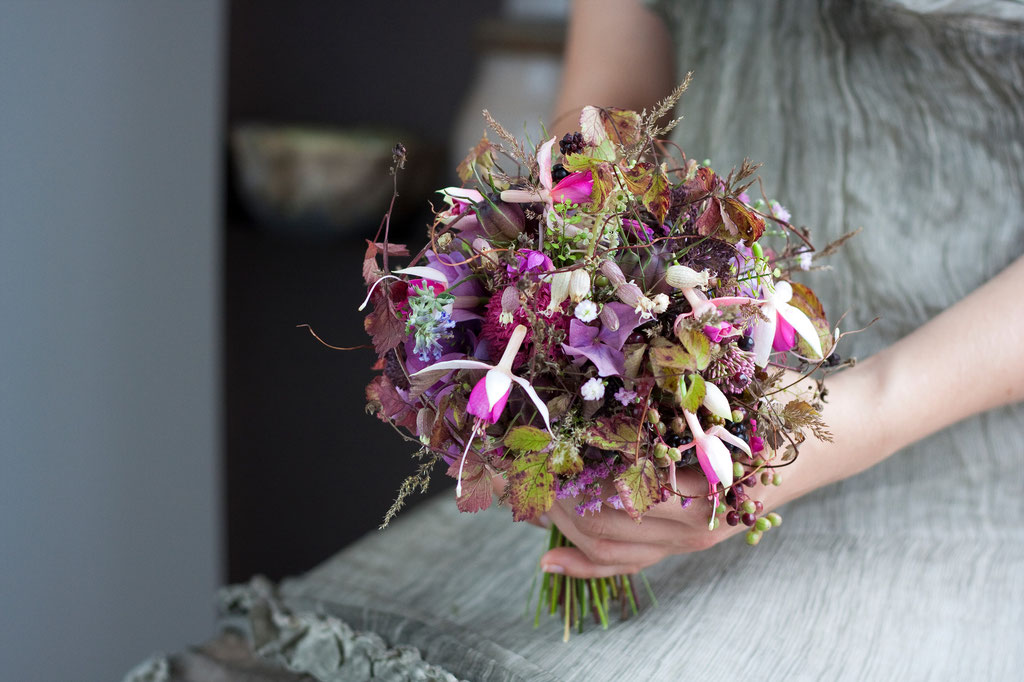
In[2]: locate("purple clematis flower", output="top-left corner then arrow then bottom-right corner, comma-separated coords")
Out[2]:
561,302 -> 643,377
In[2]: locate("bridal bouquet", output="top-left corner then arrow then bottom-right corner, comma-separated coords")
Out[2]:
353,80 -> 844,636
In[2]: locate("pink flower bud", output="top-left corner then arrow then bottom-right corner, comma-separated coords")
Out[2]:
599,259 -> 626,288
599,304 -> 620,331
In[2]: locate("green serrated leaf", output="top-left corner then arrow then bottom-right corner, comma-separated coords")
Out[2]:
562,152 -> 598,173
588,162 -> 617,212
648,342 -> 696,392
614,459 -> 661,520
504,425 -> 552,452
676,327 -> 712,371
508,451 -> 556,522
681,374 -> 706,412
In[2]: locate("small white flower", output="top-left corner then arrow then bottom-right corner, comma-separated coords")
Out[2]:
574,299 -> 599,322
651,293 -> 670,315
798,251 -> 813,271
580,377 -> 606,401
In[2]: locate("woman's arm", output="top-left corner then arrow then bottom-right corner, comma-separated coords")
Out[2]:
550,0 -> 675,139
541,255 -> 1024,578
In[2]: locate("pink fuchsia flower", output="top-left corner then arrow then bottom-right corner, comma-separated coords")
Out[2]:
414,324 -> 549,429
499,137 -> 594,237
751,280 -> 823,368
410,324 -> 551,496
683,409 -> 752,528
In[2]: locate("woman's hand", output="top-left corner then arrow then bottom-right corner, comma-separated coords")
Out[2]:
538,366 -> 877,578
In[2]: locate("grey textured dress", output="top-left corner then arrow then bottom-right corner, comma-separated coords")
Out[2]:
198,2 -> 1024,681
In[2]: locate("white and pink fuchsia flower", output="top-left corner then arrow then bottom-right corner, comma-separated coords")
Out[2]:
411,324 -> 550,496
683,409 -> 752,528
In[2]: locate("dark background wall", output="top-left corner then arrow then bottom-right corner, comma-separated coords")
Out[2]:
224,0 -> 502,582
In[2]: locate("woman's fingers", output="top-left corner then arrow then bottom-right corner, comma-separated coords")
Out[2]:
544,500 -> 668,571
539,546 -> 644,579
571,504 -> 688,548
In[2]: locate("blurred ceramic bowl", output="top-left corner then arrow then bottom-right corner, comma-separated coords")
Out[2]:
231,124 -> 423,237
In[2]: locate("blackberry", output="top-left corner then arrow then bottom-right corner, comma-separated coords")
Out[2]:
737,335 -> 755,352
824,352 -> 841,367
551,163 -> 570,183
559,132 -> 585,156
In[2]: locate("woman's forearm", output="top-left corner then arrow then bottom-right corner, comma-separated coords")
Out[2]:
782,254 -> 1024,503
551,0 -> 675,139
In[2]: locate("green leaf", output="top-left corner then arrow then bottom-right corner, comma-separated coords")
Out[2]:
681,374 -> 706,413
584,416 -> 640,455
588,162 -> 617,211
561,152 -> 599,173
507,451 -> 556,522
614,459 -> 661,520
504,425 -> 552,452
676,327 -> 712,371
648,341 -> 696,392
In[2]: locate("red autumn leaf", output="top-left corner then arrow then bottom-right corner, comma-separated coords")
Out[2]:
721,197 -> 765,242
363,283 -> 405,355
446,450 -> 493,514
694,197 -> 723,236
365,375 -> 417,431
362,240 -> 410,286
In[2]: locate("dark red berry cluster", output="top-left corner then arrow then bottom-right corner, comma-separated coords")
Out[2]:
559,132 -> 585,156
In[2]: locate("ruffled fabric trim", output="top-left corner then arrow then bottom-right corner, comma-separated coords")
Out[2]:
217,576 -> 466,682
